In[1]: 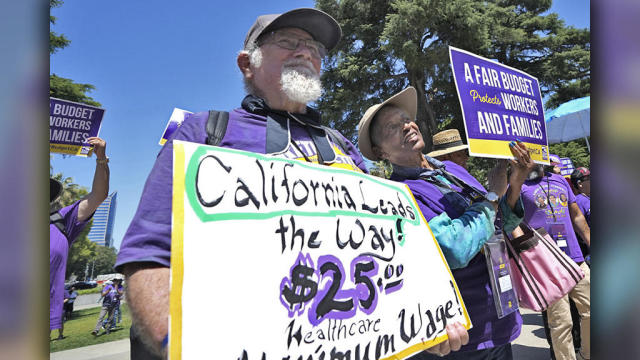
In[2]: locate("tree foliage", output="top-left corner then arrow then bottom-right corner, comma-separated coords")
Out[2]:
65,224 -> 96,280
51,172 -> 88,209
49,0 -> 70,54
49,0 -> 101,107
50,74 -> 102,107
93,245 -> 118,276
466,157 -> 500,188
550,137 -> 590,169
369,160 -> 393,179
315,0 -> 590,155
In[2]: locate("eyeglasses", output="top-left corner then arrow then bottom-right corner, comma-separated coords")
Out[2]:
382,116 -> 414,137
260,31 -> 327,59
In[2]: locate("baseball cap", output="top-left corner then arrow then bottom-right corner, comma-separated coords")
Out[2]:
570,167 -> 590,186
243,8 -> 341,51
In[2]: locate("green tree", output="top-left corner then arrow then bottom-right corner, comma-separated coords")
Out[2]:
50,0 -> 101,107
315,0 -> 589,153
49,0 -> 70,54
93,245 -> 118,276
549,137 -> 590,169
65,225 -> 96,280
51,172 -> 88,209
50,74 -> 101,107
369,160 -> 392,179
466,157 -> 499,188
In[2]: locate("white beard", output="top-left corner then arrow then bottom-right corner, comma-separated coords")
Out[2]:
280,60 -> 322,105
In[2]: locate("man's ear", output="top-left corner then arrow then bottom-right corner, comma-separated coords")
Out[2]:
237,52 -> 252,78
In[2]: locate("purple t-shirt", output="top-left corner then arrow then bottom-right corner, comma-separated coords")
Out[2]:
392,160 -> 522,351
50,201 -> 91,330
115,106 -> 367,271
575,193 -> 590,227
520,173 -> 584,263
102,283 -> 124,306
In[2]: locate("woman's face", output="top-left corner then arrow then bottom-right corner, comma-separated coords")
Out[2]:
579,178 -> 590,196
371,106 -> 425,165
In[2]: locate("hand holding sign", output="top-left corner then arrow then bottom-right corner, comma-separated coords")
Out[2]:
508,140 -> 535,186
87,137 -> 107,159
424,322 -> 469,357
49,97 -> 105,157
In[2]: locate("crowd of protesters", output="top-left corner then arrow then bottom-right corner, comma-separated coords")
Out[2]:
50,7 -> 590,360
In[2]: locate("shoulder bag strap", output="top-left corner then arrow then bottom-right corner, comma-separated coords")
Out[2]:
503,229 -> 548,309
50,211 -> 67,238
323,127 -> 349,154
205,110 -> 230,146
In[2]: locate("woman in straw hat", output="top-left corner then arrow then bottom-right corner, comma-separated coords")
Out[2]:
358,87 -> 534,359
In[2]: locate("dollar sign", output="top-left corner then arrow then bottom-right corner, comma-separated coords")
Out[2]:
282,264 -> 317,310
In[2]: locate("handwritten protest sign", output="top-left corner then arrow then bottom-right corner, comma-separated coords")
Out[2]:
449,47 -> 550,164
49,97 -> 105,157
159,108 -> 193,145
169,141 -> 471,360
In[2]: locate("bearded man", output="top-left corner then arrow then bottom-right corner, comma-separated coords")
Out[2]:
115,8 -> 370,358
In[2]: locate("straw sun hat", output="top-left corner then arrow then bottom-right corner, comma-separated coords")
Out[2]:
426,129 -> 469,158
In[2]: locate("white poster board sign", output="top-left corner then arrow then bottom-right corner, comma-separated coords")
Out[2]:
170,140 -> 471,359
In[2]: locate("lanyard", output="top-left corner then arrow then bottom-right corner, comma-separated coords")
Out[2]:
421,166 -> 507,231
290,139 -> 313,163
419,170 -> 488,214
289,112 -> 331,165
537,177 -> 557,221
440,169 -> 487,201
421,168 -> 487,203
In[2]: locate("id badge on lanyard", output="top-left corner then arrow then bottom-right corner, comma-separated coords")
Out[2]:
547,221 -> 569,248
539,179 -> 569,248
483,231 -> 519,318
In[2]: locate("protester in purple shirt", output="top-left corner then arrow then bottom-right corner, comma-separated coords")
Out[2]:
519,169 -> 589,262
92,278 -> 124,335
574,188 -> 590,262
113,9 -> 426,359
571,167 -> 591,228
516,165 -> 590,360
50,137 -> 110,341
357,87 -> 535,359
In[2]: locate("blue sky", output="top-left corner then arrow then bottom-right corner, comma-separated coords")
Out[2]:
50,0 -> 590,251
